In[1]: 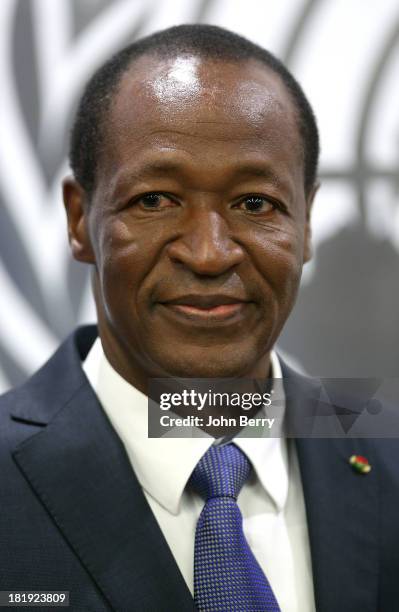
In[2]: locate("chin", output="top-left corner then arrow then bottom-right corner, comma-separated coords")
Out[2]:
156,349 -> 258,379
171,365 -> 241,379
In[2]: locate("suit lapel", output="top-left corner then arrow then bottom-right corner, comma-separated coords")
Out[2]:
11,328 -> 195,612
296,437 -> 379,612
281,360 -> 379,612
11,330 -> 380,611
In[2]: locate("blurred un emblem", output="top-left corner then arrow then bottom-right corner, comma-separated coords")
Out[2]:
0,0 -> 398,390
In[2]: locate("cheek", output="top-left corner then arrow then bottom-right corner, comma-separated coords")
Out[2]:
244,223 -> 305,298
92,217 -> 149,308
94,216 -> 188,330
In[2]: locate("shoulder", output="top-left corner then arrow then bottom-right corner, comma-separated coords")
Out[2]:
278,354 -> 399,464
0,325 -> 98,447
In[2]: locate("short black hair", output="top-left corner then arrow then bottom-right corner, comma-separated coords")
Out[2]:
69,24 -> 319,197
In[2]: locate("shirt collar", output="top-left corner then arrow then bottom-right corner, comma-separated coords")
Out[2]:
235,352 -> 289,511
83,338 -> 288,514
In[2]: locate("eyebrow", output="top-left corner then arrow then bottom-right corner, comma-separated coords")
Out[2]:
136,160 -> 185,176
116,159 -> 290,194
114,161 -> 183,189
229,164 -> 282,183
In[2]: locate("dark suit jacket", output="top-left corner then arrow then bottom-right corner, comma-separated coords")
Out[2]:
1,326 -> 398,611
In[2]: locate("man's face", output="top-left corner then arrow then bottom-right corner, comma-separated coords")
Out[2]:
65,55 -> 314,384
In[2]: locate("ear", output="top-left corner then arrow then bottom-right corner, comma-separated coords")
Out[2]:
62,177 -> 95,264
303,181 -> 319,263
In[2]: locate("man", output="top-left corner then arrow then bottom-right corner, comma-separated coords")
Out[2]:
0,24 -> 398,612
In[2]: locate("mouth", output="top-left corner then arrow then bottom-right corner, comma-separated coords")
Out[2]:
158,294 -> 252,323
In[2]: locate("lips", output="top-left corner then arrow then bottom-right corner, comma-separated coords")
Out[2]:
158,294 -> 252,323
161,294 -> 249,308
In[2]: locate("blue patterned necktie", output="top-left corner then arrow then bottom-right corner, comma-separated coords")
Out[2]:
189,443 -> 281,612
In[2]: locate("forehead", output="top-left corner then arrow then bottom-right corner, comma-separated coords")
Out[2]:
99,54 -> 303,193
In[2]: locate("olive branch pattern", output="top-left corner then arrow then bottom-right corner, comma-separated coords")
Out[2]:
0,0 -> 398,390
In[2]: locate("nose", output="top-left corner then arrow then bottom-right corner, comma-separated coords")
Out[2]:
167,209 -> 245,276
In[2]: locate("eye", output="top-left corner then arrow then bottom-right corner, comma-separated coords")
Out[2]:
237,195 -> 277,214
135,192 -> 176,210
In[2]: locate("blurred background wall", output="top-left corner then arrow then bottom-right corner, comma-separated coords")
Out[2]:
0,0 -> 398,392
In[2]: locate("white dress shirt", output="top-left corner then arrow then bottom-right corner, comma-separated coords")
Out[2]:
83,339 -> 316,612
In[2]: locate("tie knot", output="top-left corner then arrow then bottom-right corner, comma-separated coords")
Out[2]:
189,444 -> 251,501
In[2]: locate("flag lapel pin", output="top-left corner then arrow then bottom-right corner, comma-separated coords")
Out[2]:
349,454 -> 371,474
